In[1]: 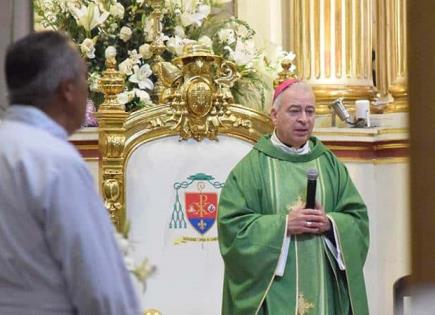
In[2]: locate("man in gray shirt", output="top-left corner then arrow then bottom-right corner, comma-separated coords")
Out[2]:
0,31 -> 140,315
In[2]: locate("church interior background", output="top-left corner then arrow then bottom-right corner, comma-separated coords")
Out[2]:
2,0 -> 434,314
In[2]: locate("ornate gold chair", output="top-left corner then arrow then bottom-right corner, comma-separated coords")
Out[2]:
95,44 -> 274,314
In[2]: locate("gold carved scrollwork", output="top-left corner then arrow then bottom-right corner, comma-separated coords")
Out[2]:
273,59 -> 297,88
97,43 -> 273,229
153,61 -> 183,105
186,77 -> 213,117
95,57 -> 128,230
152,43 -> 247,141
103,178 -> 122,226
105,134 -> 126,158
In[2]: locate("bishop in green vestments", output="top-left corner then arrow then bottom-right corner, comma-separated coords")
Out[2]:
217,79 -> 369,315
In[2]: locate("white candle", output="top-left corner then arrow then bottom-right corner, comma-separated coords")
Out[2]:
355,100 -> 371,127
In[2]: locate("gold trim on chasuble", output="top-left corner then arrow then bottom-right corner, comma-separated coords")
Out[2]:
254,157 -> 325,315
288,196 -> 305,212
298,294 -> 315,315
293,194 -> 322,315
294,159 -> 325,315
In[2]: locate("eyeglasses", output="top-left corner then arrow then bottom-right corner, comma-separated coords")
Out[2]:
286,105 -> 316,117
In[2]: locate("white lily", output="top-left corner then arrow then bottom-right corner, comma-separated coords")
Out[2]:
167,36 -> 195,56
225,39 -> 257,66
133,88 -> 151,102
117,90 -> 135,105
166,36 -> 184,56
218,28 -> 236,45
119,58 -> 136,76
198,35 -> 212,48
129,64 -> 154,90
196,4 -> 211,19
180,4 -> 210,27
174,25 -> 186,38
128,50 -> 143,65
68,3 -> 109,32
158,32 -> 170,42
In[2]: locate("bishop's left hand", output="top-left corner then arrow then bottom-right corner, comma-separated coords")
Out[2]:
287,202 -> 331,235
312,202 -> 331,234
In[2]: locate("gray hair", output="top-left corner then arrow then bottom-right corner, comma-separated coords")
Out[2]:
5,31 -> 83,106
272,81 -> 315,109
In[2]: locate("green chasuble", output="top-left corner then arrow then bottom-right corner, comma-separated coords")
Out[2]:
217,135 -> 369,315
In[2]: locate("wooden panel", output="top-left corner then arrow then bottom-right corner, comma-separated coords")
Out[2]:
408,0 -> 435,285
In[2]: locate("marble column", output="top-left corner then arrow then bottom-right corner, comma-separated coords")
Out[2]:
289,0 -> 375,116
236,0 -> 283,47
385,0 -> 408,112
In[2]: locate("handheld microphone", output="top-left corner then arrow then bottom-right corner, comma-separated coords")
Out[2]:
305,169 -> 318,209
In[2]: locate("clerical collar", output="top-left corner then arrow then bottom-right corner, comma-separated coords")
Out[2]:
270,131 -> 311,155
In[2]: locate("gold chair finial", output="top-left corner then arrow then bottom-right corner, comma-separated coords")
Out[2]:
98,58 -> 126,112
273,58 -> 297,88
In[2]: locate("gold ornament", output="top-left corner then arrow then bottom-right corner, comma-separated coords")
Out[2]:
274,58 -> 297,88
95,56 -> 128,229
152,43 -> 243,141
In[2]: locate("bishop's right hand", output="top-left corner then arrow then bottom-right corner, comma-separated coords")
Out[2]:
286,205 -> 330,235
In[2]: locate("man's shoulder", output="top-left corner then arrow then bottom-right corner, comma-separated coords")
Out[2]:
0,121 -> 83,169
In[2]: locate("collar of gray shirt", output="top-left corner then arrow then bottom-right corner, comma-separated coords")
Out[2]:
5,105 -> 69,140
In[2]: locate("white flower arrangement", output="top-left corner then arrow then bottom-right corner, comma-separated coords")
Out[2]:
34,0 -> 296,112
114,225 -> 156,294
